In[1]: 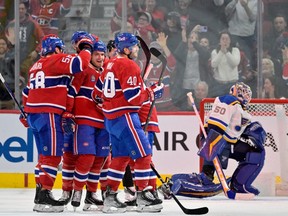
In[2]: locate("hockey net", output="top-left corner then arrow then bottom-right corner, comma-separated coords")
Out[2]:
200,98 -> 288,118
199,98 -> 288,196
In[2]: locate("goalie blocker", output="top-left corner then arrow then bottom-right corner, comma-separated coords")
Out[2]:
167,122 -> 266,198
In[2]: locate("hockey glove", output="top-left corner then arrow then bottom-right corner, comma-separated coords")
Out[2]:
147,82 -> 164,101
77,36 -> 93,52
61,112 -> 75,135
19,113 -> 29,128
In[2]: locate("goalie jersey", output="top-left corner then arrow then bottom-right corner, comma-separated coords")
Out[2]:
206,94 -> 252,143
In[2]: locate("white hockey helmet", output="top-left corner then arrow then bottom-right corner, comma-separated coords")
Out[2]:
229,82 -> 252,107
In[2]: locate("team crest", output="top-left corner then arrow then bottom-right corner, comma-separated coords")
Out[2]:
91,75 -> 96,82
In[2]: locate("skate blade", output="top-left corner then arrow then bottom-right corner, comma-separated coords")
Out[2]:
34,204 -> 64,213
102,206 -> 127,213
136,203 -> 163,213
83,204 -> 103,211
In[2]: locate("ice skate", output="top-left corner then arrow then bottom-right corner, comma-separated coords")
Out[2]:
158,177 -> 173,200
71,190 -> 82,211
34,189 -> 64,213
136,186 -> 163,213
102,187 -> 127,213
58,190 -> 72,205
32,183 -> 42,212
124,187 -> 137,211
83,191 -> 103,211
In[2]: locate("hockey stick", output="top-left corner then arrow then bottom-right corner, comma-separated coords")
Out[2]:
143,47 -> 167,132
187,92 -> 255,200
136,36 -> 151,79
150,164 -> 209,215
0,73 -> 26,118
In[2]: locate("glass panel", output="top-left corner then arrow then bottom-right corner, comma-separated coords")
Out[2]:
1,0 -> 288,111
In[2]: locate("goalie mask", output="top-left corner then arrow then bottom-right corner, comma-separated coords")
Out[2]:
229,82 -> 252,107
41,34 -> 65,56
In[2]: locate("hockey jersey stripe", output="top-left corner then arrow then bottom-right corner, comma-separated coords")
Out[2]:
125,113 -> 146,157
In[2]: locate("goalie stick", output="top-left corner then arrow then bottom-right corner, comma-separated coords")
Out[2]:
143,47 -> 167,132
136,36 -> 151,79
0,73 -> 26,118
150,164 -> 209,215
187,92 -> 255,200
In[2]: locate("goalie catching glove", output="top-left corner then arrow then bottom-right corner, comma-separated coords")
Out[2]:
61,112 -> 75,134
147,82 -> 164,101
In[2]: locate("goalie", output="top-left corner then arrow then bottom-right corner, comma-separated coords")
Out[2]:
159,82 -> 267,199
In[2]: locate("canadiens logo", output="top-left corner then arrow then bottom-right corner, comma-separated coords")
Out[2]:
91,75 -> 96,82
37,16 -> 51,26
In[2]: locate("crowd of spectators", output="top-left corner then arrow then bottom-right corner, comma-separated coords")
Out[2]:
1,0 -> 288,111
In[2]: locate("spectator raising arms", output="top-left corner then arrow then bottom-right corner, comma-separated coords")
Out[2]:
210,31 -> 240,97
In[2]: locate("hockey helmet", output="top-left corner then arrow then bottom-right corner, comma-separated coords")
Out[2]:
114,32 -> 139,53
41,34 -> 65,56
229,82 -> 252,107
70,31 -> 89,45
93,40 -> 107,53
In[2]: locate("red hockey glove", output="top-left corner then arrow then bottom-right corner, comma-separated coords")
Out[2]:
147,82 -> 164,101
61,112 -> 75,134
77,36 -> 93,52
19,113 -> 29,128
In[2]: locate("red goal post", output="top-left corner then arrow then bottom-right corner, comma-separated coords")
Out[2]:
199,98 -> 288,185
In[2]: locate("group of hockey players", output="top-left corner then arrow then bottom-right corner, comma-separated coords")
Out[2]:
19,31 -> 164,213
18,29 -> 267,214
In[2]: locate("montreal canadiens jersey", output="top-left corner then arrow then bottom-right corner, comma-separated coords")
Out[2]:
206,94 -> 252,143
93,56 -> 149,120
69,64 -> 105,128
22,50 -> 91,115
30,0 -> 71,35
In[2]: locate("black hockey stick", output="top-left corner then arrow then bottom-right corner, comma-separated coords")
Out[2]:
0,73 -> 26,118
150,164 -> 209,215
136,36 -> 151,79
143,47 -> 167,132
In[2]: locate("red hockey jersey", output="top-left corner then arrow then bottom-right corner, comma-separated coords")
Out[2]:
70,64 -> 105,128
22,50 -> 91,115
93,56 -> 150,120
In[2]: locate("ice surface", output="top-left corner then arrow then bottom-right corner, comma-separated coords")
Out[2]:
0,189 -> 287,216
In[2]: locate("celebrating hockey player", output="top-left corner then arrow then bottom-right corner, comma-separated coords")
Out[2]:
20,34 -> 93,212
159,82 -> 267,199
92,32 -> 164,213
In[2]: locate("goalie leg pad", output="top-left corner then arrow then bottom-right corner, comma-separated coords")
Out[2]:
171,178 -> 231,198
171,173 -> 214,186
231,150 -> 265,195
198,129 -> 227,161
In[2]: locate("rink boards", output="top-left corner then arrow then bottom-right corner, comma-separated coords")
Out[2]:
0,111 -> 287,189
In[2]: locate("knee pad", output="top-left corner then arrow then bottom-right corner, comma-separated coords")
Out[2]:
231,150 -> 265,195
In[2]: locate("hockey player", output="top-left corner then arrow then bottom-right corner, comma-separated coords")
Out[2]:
19,34 -> 93,212
59,30 -> 93,206
92,32 -> 164,213
160,82 -> 267,198
63,39 -> 110,211
122,101 -> 162,209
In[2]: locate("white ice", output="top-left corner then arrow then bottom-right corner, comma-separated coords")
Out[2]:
0,189 -> 287,216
